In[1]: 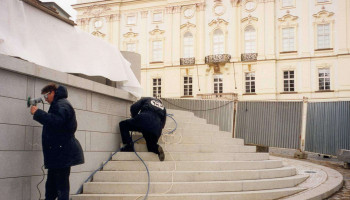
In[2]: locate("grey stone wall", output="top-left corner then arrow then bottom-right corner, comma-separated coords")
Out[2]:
121,51 -> 141,82
0,54 -> 136,200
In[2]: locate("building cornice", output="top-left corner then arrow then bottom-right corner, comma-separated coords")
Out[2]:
23,0 -> 75,26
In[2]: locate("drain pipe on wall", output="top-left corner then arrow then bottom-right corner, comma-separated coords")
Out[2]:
300,96 -> 308,152
295,96 -> 308,159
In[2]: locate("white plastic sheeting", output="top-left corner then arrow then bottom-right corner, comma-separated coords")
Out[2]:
0,0 -> 142,97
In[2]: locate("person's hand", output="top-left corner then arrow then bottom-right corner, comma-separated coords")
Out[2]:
30,106 -> 38,115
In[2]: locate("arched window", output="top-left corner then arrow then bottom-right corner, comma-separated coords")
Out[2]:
213,29 -> 224,54
183,32 -> 194,58
244,26 -> 256,53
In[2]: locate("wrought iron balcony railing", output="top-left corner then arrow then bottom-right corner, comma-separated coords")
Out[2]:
205,54 -> 231,64
180,57 -> 195,65
241,53 -> 258,62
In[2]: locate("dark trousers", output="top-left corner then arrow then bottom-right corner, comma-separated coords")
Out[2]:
45,167 -> 71,200
120,117 -> 161,154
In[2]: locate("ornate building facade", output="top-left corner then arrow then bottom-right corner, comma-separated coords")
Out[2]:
73,0 -> 350,101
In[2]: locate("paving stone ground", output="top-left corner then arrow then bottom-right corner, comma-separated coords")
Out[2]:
275,154 -> 350,200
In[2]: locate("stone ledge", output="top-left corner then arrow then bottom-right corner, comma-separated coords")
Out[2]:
0,54 -> 136,102
272,156 -> 343,200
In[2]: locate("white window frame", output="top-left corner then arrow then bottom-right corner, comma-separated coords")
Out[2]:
183,76 -> 193,96
213,29 -> 224,55
126,15 -> 136,25
153,12 -> 163,23
152,78 -> 162,98
244,26 -> 256,53
183,32 -> 194,58
318,68 -> 330,90
283,70 -> 295,92
245,72 -> 255,93
152,40 -> 163,62
213,75 -> 223,94
282,27 -> 295,52
282,0 -> 294,7
317,23 -> 330,49
316,0 -> 331,4
126,43 -> 136,52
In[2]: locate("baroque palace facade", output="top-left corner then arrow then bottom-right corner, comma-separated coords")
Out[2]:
73,0 -> 350,101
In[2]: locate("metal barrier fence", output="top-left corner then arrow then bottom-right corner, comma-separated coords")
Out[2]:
305,101 -> 350,155
161,98 -> 234,132
161,98 -> 350,155
235,101 -> 303,149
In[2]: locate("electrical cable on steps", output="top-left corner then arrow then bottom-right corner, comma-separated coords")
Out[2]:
74,113 -> 178,200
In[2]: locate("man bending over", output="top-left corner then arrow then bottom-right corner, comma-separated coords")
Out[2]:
119,97 -> 166,161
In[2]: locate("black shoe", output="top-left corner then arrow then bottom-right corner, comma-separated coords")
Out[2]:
121,144 -> 134,152
158,145 -> 165,161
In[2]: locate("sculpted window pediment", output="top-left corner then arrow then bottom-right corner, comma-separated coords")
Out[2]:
313,10 -> 334,20
149,28 -> 165,36
91,31 -> 106,38
241,15 -> 258,24
208,18 -> 229,27
123,32 -> 139,38
278,14 -> 298,23
180,22 -> 196,30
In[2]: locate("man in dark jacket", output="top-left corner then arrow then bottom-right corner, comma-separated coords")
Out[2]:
119,97 -> 166,161
30,83 -> 84,200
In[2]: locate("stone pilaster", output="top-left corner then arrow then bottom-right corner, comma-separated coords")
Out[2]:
164,7 -> 173,66
196,2 -> 206,64
257,4 -> 265,60
82,18 -> 91,32
300,0 -> 310,57
348,0 -> 350,53
108,14 -> 121,48
265,1 -> 275,59
140,11 -> 148,66
337,0 -> 349,54
172,6 -> 181,66
230,2 -> 240,61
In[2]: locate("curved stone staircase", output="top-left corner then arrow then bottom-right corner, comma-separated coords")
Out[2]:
72,109 -> 309,200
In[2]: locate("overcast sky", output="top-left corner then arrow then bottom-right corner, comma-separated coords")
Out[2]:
41,0 -> 77,20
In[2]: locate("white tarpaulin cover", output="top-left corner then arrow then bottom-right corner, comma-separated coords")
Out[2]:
0,0 -> 142,97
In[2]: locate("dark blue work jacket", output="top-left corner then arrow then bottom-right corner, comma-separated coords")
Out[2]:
34,85 -> 84,169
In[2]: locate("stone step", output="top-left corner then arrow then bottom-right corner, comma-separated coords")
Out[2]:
93,166 -> 296,182
72,187 -> 305,200
164,122 -> 219,131
131,143 -> 256,153
165,115 -> 207,124
103,160 -> 283,171
82,174 -> 308,194
72,108 -> 310,200
112,152 -> 269,162
167,109 -> 195,117
159,135 -> 243,145
132,135 -> 243,145
163,129 -> 232,137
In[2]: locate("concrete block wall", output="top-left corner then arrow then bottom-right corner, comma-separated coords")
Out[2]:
0,54 -> 136,200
